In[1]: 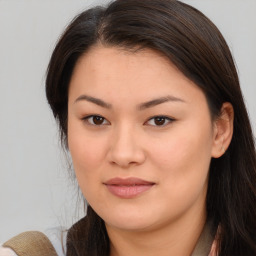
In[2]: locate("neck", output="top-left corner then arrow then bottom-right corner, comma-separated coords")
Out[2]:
106,209 -> 207,256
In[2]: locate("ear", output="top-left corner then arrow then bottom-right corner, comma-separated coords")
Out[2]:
211,102 -> 234,158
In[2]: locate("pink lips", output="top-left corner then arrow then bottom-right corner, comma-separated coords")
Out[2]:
104,177 -> 155,199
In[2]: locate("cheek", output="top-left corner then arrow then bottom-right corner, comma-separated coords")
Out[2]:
67,122 -> 108,185
151,133 -> 211,167
70,138 -> 102,168
148,133 -> 212,217
149,122 -> 213,191
68,132 -> 107,203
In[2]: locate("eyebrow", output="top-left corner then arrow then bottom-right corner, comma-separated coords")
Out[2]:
74,94 -> 185,110
74,95 -> 112,109
138,95 -> 186,110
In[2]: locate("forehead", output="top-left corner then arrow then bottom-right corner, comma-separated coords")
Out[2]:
69,45 -> 205,105
73,45 -> 175,78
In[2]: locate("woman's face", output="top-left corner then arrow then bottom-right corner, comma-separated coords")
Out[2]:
68,46 -> 218,232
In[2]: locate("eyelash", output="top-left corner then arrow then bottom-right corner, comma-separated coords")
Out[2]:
82,115 -> 175,127
145,116 -> 175,126
82,115 -> 110,126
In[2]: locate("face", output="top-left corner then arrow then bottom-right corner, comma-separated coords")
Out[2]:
68,46 -> 217,233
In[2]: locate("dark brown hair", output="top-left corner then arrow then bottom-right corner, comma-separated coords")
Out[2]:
46,0 -> 256,255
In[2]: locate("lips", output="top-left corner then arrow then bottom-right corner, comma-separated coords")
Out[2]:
103,177 -> 155,199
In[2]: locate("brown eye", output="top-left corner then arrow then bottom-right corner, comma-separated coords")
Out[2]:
154,117 -> 166,126
92,116 -> 104,125
146,116 -> 174,126
83,115 -> 109,126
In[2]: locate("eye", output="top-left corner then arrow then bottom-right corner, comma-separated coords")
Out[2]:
146,116 -> 174,126
82,115 -> 110,126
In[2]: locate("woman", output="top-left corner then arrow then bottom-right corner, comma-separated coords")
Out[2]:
2,0 -> 256,255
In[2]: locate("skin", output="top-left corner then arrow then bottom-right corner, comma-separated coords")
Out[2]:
67,46 -> 233,256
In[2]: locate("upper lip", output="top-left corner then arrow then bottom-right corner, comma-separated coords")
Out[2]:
103,177 -> 155,186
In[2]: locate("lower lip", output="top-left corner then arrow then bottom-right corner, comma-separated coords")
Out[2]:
105,184 -> 154,199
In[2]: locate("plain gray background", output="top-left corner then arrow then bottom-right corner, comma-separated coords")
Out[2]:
0,0 -> 255,242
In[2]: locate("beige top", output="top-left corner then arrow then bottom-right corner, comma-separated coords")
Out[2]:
0,220 -> 215,256
191,219 -> 216,256
0,228 -> 66,256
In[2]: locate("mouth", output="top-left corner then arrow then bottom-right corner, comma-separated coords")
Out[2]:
103,177 -> 155,199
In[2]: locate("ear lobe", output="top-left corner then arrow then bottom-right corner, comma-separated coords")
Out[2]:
211,102 -> 234,158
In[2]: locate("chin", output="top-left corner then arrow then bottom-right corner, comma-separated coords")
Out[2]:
102,211 -> 158,232
107,220 -> 154,232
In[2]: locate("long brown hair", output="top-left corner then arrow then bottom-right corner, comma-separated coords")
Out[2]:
46,0 -> 256,255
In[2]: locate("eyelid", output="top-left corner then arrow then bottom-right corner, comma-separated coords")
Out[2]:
145,115 -> 175,127
81,114 -> 175,127
82,115 -> 110,126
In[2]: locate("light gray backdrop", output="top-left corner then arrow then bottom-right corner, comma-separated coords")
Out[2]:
0,0 -> 255,242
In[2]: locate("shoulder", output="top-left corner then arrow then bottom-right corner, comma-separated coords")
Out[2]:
0,246 -> 17,256
0,227 -> 67,256
44,227 -> 67,255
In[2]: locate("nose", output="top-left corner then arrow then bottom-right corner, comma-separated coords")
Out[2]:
107,124 -> 146,168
